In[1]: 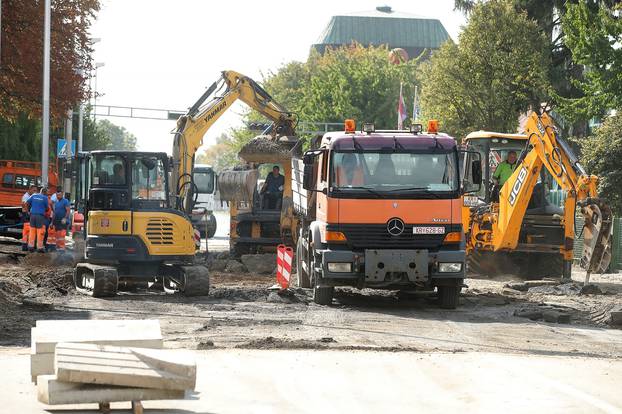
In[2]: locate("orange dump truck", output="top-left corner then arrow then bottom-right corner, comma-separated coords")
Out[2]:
0,160 -> 58,236
292,121 -> 480,308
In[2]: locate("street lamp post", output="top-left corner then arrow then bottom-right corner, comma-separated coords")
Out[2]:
41,0 -> 51,187
93,62 -> 105,121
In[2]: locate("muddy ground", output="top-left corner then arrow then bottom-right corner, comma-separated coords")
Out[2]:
1,241 -> 621,358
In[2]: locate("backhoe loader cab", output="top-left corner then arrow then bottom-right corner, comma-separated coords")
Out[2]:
74,150 -> 209,297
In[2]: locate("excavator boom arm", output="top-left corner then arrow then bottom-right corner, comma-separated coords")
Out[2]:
170,70 -> 297,214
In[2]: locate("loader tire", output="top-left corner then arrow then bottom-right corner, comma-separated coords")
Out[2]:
515,252 -> 564,280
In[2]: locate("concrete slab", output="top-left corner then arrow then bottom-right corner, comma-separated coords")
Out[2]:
55,343 -> 195,391
31,319 -> 163,354
37,375 -> 185,405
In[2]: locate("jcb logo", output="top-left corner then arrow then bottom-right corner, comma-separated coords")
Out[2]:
536,119 -> 546,136
509,167 -> 528,206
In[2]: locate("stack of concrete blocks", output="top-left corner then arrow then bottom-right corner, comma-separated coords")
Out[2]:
31,320 -> 196,411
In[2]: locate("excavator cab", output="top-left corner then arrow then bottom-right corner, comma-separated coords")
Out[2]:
73,150 -> 208,298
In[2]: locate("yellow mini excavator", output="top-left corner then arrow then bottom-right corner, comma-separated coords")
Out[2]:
73,71 -> 297,296
461,108 -> 612,282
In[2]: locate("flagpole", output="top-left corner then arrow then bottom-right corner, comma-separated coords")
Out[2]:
398,82 -> 403,129
413,85 -> 418,121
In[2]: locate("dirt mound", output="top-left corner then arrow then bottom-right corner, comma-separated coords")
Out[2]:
238,136 -> 299,162
236,336 -> 330,350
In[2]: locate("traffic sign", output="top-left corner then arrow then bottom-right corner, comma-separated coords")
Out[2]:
57,139 -> 76,158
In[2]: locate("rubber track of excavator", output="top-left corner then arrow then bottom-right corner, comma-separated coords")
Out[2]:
74,263 -> 119,297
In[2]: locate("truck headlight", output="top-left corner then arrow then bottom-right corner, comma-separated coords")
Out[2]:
327,262 -> 352,273
438,262 -> 462,273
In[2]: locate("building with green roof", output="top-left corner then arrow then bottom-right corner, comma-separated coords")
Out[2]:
312,6 -> 451,59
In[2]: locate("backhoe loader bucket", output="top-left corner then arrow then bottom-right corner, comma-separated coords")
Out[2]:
238,135 -> 300,163
218,169 -> 259,203
580,199 -> 613,274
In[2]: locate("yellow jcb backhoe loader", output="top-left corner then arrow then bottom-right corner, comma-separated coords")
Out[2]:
461,109 -> 612,282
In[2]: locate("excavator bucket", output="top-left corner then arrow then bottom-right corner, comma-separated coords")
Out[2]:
580,199 -> 613,274
238,135 -> 301,163
218,169 -> 259,203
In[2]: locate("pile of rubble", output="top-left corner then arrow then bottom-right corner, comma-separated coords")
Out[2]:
209,252 -> 277,275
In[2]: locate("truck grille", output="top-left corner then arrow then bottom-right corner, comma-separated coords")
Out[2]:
329,224 -> 459,250
146,218 -> 174,245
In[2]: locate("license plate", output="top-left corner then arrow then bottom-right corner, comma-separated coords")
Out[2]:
413,226 -> 445,235
101,218 -> 110,227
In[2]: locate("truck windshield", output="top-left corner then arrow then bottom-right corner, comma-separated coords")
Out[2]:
193,169 -> 215,194
331,152 -> 458,193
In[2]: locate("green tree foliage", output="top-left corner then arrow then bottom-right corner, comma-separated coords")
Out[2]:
575,113 -> 622,214
199,45 -> 423,169
91,119 -> 137,151
418,0 -> 549,138
196,129 -> 255,171
561,2 -> 622,120
296,46 -> 420,128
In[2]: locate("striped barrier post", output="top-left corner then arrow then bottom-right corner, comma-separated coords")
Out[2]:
276,244 -> 294,289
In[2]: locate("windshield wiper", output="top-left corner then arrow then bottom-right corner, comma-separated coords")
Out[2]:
337,186 -> 386,198
385,187 -> 449,198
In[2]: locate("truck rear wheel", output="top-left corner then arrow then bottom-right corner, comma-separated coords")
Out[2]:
296,237 -> 311,288
206,214 -> 217,239
437,283 -> 461,309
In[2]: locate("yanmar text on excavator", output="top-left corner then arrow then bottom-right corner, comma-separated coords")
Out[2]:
293,120 -> 482,308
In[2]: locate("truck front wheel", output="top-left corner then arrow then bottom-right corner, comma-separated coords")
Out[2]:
296,237 -> 311,288
437,283 -> 461,309
309,245 -> 333,305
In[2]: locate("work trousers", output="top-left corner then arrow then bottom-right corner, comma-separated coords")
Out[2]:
28,214 -> 47,251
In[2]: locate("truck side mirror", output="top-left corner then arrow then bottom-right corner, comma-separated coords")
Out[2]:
303,164 -> 315,190
301,149 -> 325,191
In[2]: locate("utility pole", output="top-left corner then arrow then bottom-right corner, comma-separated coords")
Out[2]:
41,0 -> 51,187
78,103 -> 84,153
64,108 -> 73,194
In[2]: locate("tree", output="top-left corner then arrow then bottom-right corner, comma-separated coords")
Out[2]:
560,2 -> 622,120
0,0 -> 99,121
575,113 -> 622,215
296,46 -> 421,128
196,133 -> 242,171
93,119 -> 137,151
202,45 -> 424,170
418,0 -> 549,138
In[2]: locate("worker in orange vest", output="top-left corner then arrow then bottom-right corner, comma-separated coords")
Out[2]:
51,188 -> 70,253
26,187 -> 50,253
45,188 -> 56,251
20,185 -> 37,251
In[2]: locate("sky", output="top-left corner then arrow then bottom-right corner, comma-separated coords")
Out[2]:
89,0 -> 466,155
